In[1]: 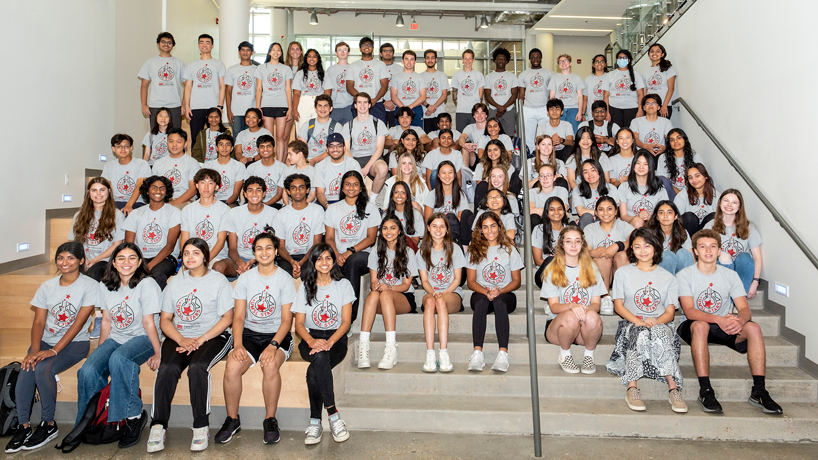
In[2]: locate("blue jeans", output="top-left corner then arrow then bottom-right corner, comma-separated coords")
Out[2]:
16,341 -> 89,424
718,251 -> 755,292
660,249 -> 695,275
330,106 -> 353,126
561,108 -> 580,133
409,105 -> 425,127
76,335 -> 154,424
353,101 -> 386,124
428,170 -> 438,189
232,117 -> 249,137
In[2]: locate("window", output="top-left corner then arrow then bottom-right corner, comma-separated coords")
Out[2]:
249,8 -> 271,62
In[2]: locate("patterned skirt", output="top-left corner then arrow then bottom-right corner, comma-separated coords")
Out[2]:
605,319 -> 683,389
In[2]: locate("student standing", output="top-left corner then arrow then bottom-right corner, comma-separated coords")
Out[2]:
484,48 -> 519,136
324,42 -> 354,126
103,134 -> 151,214
421,50 -> 450,134
292,49 -> 326,133
151,128 -> 202,208
583,54 -> 609,120
182,34 -> 226,148
138,32 -> 184,128
314,133 -> 362,207
204,133 -> 249,206
225,41 -> 258,136
68,177 -> 125,281
256,43 -> 294,162
451,49 -> 486,131
518,48 -> 554,153
390,50 -> 427,128
273,174 -> 325,279
346,37 -> 390,123
644,44 -> 677,118
284,41 -> 305,144
379,43 -> 401,127
548,54 -> 585,133
603,50 -> 646,129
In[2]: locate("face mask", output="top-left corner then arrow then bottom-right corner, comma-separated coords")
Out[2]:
617,58 -> 629,68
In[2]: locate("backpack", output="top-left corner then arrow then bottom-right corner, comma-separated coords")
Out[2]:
307,118 -> 341,141
55,384 -> 140,453
0,362 -> 21,437
348,116 -> 379,138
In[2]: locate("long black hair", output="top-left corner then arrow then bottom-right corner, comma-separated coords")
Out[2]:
150,107 -> 174,135
376,214 -> 411,281
338,170 -> 369,220
626,149 -> 663,196
55,242 -> 86,274
299,48 -> 325,85
302,243 -> 344,306
483,117 -> 507,137
263,42 -> 284,64
577,159 -> 610,199
205,107 -> 227,132
647,200 -> 688,253
609,127 -> 636,157
102,243 -> 153,290
570,126 -> 603,173
541,196 -> 569,254
664,128 -> 696,185
649,43 -> 673,72
433,161 -> 463,210
616,49 -> 637,92
385,181 -> 416,236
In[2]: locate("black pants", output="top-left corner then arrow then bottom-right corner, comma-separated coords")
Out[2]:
86,261 -> 108,281
189,109 -> 209,148
577,213 -> 596,229
150,106 -> 183,131
456,113 -> 475,132
681,212 -> 715,239
115,201 -> 146,211
385,109 -> 396,128
609,107 -> 639,132
275,254 -> 307,280
341,251 -> 370,322
534,256 -> 553,289
470,291 -> 516,349
530,213 -> 543,230
423,118 -> 438,134
144,255 -> 178,289
151,333 -> 233,429
298,329 -> 348,419
460,209 -> 476,247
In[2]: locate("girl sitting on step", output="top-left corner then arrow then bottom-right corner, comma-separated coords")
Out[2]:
533,196 -> 570,289
647,200 -> 695,275
674,163 -> 718,238
69,177 -> 126,281
617,149 -> 668,229
423,161 -> 469,245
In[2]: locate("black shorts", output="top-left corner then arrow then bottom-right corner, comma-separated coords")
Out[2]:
676,320 -> 748,354
242,329 -> 294,363
261,107 -> 289,119
544,317 -> 580,345
404,291 -> 418,313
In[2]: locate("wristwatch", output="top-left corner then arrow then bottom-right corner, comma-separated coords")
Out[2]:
270,340 -> 279,349
347,246 -> 357,254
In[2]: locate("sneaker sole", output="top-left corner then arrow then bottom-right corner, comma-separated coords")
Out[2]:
263,434 -> 280,444
215,426 -> 241,444
332,432 -> 350,443
305,434 -> 323,445
378,360 -> 397,370
357,362 -> 370,369
119,413 -> 150,448
580,367 -> 596,375
5,444 -> 26,454
558,363 -> 580,374
147,443 -> 165,453
422,365 -> 438,373
626,398 -> 647,412
190,442 -> 209,452
22,430 -> 59,451
439,366 -> 454,373
467,364 -> 485,372
747,397 -> 783,415
697,398 -> 723,414
491,365 -> 509,372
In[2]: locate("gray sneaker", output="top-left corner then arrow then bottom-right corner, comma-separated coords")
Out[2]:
328,413 -> 349,443
304,419 -> 323,445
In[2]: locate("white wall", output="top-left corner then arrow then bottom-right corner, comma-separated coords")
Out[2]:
552,35 -> 609,78
632,0 -> 818,360
166,0 -> 220,62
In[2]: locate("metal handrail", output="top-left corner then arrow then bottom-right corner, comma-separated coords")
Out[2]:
673,97 -> 818,272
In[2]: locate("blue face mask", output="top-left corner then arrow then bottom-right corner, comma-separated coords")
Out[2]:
617,58 -> 629,68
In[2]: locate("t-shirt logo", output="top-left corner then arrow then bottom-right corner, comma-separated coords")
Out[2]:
249,288 -> 276,318
307,75 -> 321,90
328,175 -> 342,198
86,220 -> 102,246
618,163 -> 632,179
197,66 -> 212,83
597,233 -> 614,248
142,219 -> 163,245
237,73 -> 253,90
176,290 -> 203,322
430,257 -> 452,288
264,175 -> 277,198
243,141 -> 258,159
117,174 -> 136,196
493,78 -> 508,93
158,64 -> 175,81
614,76 -> 633,92
313,130 -> 328,149
632,195 -> 654,214
673,172 -> 685,188
52,295 -> 77,328
441,200 -> 454,214
427,80 -> 440,96
530,74 -> 544,88
381,263 -> 399,286
722,234 -> 744,261
336,70 -> 346,87
196,215 -> 215,240
482,257 -> 506,285
647,71 -> 663,91
644,130 -> 661,145
111,296 -> 135,329
313,295 -> 339,329
563,278 -> 590,305
695,205 -> 708,221
557,80 -> 575,97
218,172 -> 230,193
242,224 -> 260,249
267,71 -> 283,87
293,218 -> 311,247
696,283 -> 722,314
359,67 -> 375,83
339,212 -> 362,236
152,140 -> 168,161
357,128 -> 374,146
593,81 -> 604,98
401,79 -> 417,95
460,78 -> 475,95
164,165 -> 181,186
206,137 -> 218,161
634,281 -> 660,314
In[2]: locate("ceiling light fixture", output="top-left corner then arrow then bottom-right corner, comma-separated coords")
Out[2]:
309,10 -> 318,25
480,15 -> 489,29
396,12 -> 405,27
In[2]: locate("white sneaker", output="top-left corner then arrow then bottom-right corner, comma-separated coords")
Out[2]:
438,350 -> 454,373
378,343 -> 398,369
491,351 -> 510,372
357,340 -> 370,369
422,351 -> 438,373
146,425 -> 166,453
600,296 -> 614,316
190,426 -> 209,451
467,350 -> 485,372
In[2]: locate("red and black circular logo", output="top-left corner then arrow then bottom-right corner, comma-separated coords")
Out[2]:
268,71 -> 283,86
313,295 -> 339,329
197,66 -> 213,83
158,64 -> 175,81
339,212 -> 362,236
696,283 -> 722,314
562,278 -> 590,305
143,220 -> 163,245
196,216 -> 215,241
482,257 -> 506,285
359,67 -> 375,83
52,296 -> 77,328
634,282 -> 661,314
293,218 -> 311,246
237,73 -> 253,90
530,74 -> 544,88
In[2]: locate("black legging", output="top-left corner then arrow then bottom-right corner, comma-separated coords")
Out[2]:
470,291 -> 516,350
681,212 -> 715,239
299,329 -> 348,419
341,251 -> 369,322
609,107 -> 639,132
85,261 -> 108,281
534,256 -> 554,289
145,255 -> 178,289
460,210 -> 476,246
275,254 -> 307,281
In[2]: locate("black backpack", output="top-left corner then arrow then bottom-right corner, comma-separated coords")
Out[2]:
307,118 -> 341,140
55,384 -> 137,453
0,362 -> 22,437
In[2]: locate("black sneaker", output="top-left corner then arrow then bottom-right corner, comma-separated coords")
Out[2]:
4,424 -> 32,453
214,416 -> 241,444
118,410 -> 148,448
698,388 -> 723,414
22,421 -> 58,451
263,417 -> 280,444
748,390 -> 783,415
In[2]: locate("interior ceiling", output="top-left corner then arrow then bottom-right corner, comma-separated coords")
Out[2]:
532,0 -> 634,36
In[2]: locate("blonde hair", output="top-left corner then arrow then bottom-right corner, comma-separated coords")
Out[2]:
285,41 -> 304,68
557,53 -> 572,63
542,226 -> 598,289
396,152 -> 426,199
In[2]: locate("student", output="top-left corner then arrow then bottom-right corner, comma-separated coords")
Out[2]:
606,228 -> 686,413
191,107 -> 231,163
675,163 -> 718,236
386,109 -> 431,153
213,177 -> 278,278
583,54 -> 609,120
291,244 -> 354,445
462,187 -> 517,246
535,99 -> 574,163
417,212 -> 466,372
482,165 -> 520,216
292,49 -> 325,133
607,127 -> 637,187
676,229 -> 781,415
286,41 -> 304,73
541,226 -> 606,374
204,133 -> 248,206
69,177 -> 126,281
315,133 -> 363,207
476,118 -> 514,161
704,189 -> 763,296
618,150 -> 669,228
603,49 -> 646,130
104,134 -> 151,214
383,181 -> 425,245
420,50 -> 450,134
279,140 -> 316,205
383,152 -> 428,214
4,242 -> 96,454
389,50 -> 427,128
566,126 -> 613,190
324,171 -> 380,321
578,101 -> 619,156
518,48 -> 555,153
246,135 -> 286,207
297,94 -> 342,165
225,41 -> 258,135
657,128 -> 703,197
151,128 -> 202,208
524,135 -> 568,190
342,92 -> 390,202
235,108 -> 273,165
466,212 -> 522,372
532,197 -> 569,288
256,43 -> 294,162
630,94 -> 673,165
644,44 -> 677,118
74,243 -> 162,448
379,43 -> 400,127
123,176 -> 181,288
428,113 -> 462,152
138,32 -> 184,128
358,215 -> 419,370
147,238 -> 234,453
529,164 -> 570,228
548,54 -> 585,132
484,48 -> 519,135
423,161 -> 469,244
584,196 -> 634,291
648,200 -> 694,275
457,103 -> 490,168
141,107 -> 173,166
180,169 -> 231,263
451,49 -> 486,131
182,34 -> 226,148
346,37 -> 390,123
273,174 -> 325,279
473,140 -> 518,206
215,228 -> 296,445
573,159 -> 620,228
423,129 -> 464,189
323,41 -> 354,126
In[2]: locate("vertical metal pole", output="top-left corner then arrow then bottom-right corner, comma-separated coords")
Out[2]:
517,98 -> 542,457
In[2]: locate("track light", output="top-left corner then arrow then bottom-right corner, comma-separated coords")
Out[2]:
480,14 -> 489,29
396,12 -> 405,27
309,10 -> 318,26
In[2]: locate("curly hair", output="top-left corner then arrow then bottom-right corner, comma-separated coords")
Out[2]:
394,129 -> 425,168
664,128 -> 697,186
468,211 -> 515,265
298,48 -> 324,86
73,177 -> 118,247
376,214 -> 411,282
139,175 -> 173,203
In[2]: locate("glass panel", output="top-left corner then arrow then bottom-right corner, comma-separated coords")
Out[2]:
252,14 -> 270,35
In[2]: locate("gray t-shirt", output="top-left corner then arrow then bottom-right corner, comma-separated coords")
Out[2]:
476,134 -> 514,152
421,70 -> 450,119
676,265 -> 746,320
277,165 -> 315,189
225,63 -> 258,117
629,116 -> 674,148
524,158 -> 567,181
138,56 -> 185,108
103,158 -> 152,203
423,192 -> 469,216
181,200 -> 231,260
314,156 -> 362,201
342,116 -> 387,158
161,269 -> 233,338
382,63 -> 402,102
273,203 -> 325,256
548,73 -> 585,109
68,209 -> 126,262
227,205 -> 278,261
571,183 -> 620,211
235,127 -> 273,160
613,264 -> 679,319
461,123 -> 484,143
390,71 -> 424,106
617,183 -> 670,217
485,71 -> 519,110
428,129 -> 462,142
518,68 -> 554,108
297,119 -> 341,159
416,246 -> 467,296
584,74 -> 607,109
123,203 -> 181,259
255,63 -> 294,108
467,245 -> 524,290
291,279 -> 356,331
233,266 -> 296,334
565,153 -> 614,181
324,63 -> 353,108
391,208 -> 425,238
662,232 -> 693,252
604,69 -> 646,109
531,224 -> 561,257
324,201 -> 381,249
293,70 -> 324,97
450,70 -> 486,113
348,59 -> 389,101
674,189 -> 718,223
203,158 -> 250,202
643,65 -> 677,99
183,59 -> 226,110
607,153 -> 634,182
247,160 -> 286,203
473,162 -> 516,181
32,274 -> 98,346
423,148 -> 464,173
540,265 -> 608,320
578,120 -> 620,153
367,247 -> 419,293
387,125 -> 426,142
98,278 -> 162,344
535,120 -> 574,154
142,132 -> 169,165
199,128 -> 227,163
703,222 -> 763,261
472,210 -> 516,235
656,152 -> 704,190
152,154 -> 202,199
530,187 -> 570,210
584,220 -> 635,248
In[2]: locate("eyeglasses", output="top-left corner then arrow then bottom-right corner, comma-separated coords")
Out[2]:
593,60 -> 606,64
159,40 -> 173,45
114,144 -> 132,149
558,60 -> 570,64
592,109 -> 607,115
644,101 -> 659,107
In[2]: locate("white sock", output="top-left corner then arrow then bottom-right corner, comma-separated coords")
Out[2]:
427,349 -> 436,356
359,331 -> 370,342
584,348 -> 595,358
440,348 -> 448,355
385,331 -> 396,344
127,415 -> 140,420
559,348 -> 571,359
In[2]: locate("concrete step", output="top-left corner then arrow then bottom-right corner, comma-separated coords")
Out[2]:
336,394 -> 818,442
344,363 -> 818,403
351,334 -> 799,368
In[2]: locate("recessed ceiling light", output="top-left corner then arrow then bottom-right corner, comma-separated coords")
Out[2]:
549,15 -> 629,20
